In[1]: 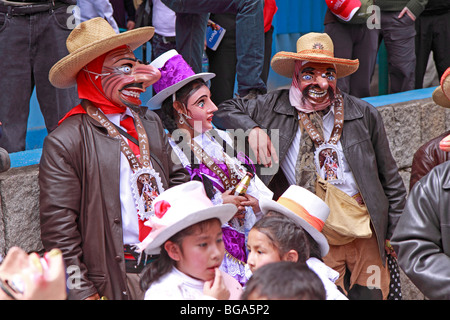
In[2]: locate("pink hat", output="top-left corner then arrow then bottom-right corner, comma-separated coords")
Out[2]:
146,50 -> 215,109
326,0 -> 361,22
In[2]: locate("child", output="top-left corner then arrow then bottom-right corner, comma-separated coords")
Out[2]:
246,185 -> 348,300
241,261 -> 326,300
138,181 -> 243,299
147,49 -> 273,285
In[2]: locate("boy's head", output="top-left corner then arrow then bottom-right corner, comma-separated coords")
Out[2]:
241,261 -> 326,300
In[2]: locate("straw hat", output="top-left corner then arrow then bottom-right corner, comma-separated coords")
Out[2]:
271,32 -> 359,79
432,67 -> 450,109
138,181 -> 237,255
259,185 -> 330,256
49,17 -> 155,88
146,49 -> 215,109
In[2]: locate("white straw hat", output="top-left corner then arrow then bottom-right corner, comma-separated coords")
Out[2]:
138,181 -> 237,255
259,185 -> 330,256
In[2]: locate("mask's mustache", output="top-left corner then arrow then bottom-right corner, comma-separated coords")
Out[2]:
301,85 -> 335,104
120,82 -> 144,91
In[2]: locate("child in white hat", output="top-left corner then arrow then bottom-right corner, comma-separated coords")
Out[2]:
138,181 -> 243,300
245,185 -> 348,300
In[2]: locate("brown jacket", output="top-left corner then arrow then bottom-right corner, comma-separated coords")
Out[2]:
39,109 -> 189,300
409,130 -> 450,190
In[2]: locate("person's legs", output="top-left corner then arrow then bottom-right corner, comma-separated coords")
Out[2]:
207,13 -> 237,105
414,15 -> 432,89
34,6 -> 79,134
380,11 -> 416,93
0,12 -> 33,152
349,26 -> 378,97
430,11 -> 450,80
346,235 -> 390,300
324,22 -> 353,95
162,0 -> 266,96
233,0 -> 265,96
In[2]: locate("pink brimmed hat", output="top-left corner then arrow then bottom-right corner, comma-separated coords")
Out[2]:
326,0 -> 362,22
259,185 -> 330,256
432,67 -> 450,109
146,50 -> 215,109
138,181 -> 237,255
271,32 -> 359,79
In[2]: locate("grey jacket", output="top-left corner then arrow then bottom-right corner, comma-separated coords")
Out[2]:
213,89 -> 407,261
391,161 -> 450,299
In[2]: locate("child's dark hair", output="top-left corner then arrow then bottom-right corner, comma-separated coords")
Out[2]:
241,261 -> 326,300
140,218 -> 220,291
156,78 -> 207,134
252,212 -> 310,263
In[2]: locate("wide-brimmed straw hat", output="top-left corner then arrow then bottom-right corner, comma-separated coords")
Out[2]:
271,32 -> 359,79
259,185 -> 330,257
432,67 -> 450,109
146,49 -> 215,109
49,17 -> 155,89
138,181 -> 237,255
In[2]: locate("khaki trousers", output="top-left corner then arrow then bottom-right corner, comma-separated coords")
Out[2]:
323,234 -> 390,300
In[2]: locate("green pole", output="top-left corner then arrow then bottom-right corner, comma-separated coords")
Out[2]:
378,40 -> 389,95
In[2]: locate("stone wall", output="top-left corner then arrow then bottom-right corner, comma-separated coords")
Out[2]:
377,97 -> 450,189
1,96 -> 449,299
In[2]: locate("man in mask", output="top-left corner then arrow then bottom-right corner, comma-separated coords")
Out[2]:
213,32 -> 407,300
39,18 -> 189,300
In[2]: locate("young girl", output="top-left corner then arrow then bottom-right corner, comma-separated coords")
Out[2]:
139,181 -> 243,300
147,50 -> 273,285
246,185 -> 348,300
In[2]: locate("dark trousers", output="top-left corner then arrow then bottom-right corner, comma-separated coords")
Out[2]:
207,13 -> 273,106
377,11 -> 416,94
0,3 -> 78,153
324,22 -> 378,98
161,0 -> 266,97
415,11 -> 450,88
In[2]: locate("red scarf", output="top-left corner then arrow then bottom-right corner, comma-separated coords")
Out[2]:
58,47 -> 128,125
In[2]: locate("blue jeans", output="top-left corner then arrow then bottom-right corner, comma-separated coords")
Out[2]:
0,3 -> 79,152
161,0 -> 266,96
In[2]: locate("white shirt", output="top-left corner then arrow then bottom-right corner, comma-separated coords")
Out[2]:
306,257 -> 348,300
77,0 -> 120,33
106,111 -> 140,245
281,105 -> 359,197
144,266 -> 243,300
152,0 -> 176,37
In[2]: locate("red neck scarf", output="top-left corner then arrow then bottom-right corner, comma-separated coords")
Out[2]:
58,47 -> 128,125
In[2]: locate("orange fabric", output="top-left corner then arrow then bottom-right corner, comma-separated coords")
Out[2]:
277,197 -> 325,231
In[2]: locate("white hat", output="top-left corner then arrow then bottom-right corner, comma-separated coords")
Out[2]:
259,185 -> 330,256
146,50 -> 215,109
138,181 -> 237,255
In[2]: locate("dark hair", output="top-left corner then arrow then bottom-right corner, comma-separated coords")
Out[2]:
140,218 -> 220,291
252,212 -> 310,264
157,78 -> 207,134
241,261 -> 326,300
